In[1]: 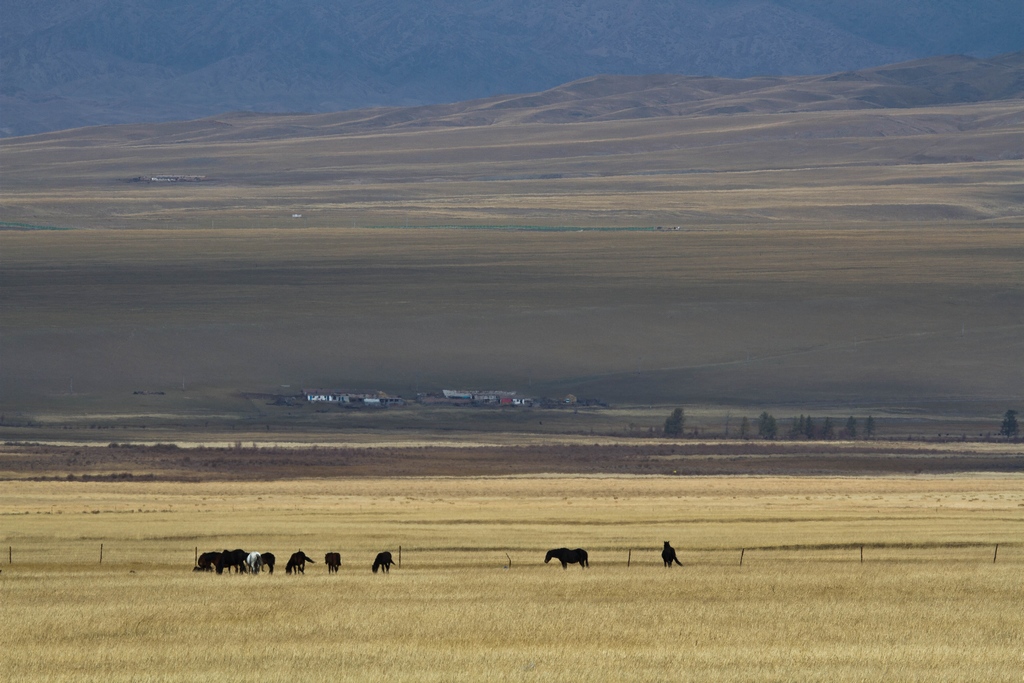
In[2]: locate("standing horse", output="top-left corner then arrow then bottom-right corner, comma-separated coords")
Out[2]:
216,549 -> 248,574
544,548 -> 589,569
662,541 -> 682,567
261,552 -> 276,574
372,551 -> 395,573
325,552 -> 341,573
286,551 -> 314,574
246,552 -> 263,574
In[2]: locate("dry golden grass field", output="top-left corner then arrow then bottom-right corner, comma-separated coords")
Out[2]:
1,475 -> 1021,682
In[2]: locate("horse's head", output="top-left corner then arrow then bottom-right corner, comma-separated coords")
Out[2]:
544,550 -> 554,563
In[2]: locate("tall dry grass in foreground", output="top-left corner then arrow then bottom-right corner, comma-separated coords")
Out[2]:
1,476 -> 1021,681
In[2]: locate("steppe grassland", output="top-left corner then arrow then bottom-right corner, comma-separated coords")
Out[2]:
2,102 -> 1022,229
2,476 -> 1021,681
3,223 -> 1022,412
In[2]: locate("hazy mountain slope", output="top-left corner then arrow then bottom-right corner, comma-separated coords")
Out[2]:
38,52 -> 1017,142
3,0 -> 1021,136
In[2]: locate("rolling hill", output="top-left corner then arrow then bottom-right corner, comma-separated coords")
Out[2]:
3,0 -> 1022,137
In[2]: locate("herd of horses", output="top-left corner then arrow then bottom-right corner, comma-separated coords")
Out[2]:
194,549 -> 395,575
194,543 -> 684,573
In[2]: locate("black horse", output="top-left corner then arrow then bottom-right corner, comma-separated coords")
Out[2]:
325,552 -> 341,573
372,551 -> 395,573
545,548 -> 589,569
216,549 -> 248,575
286,551 -> 315,574
195,551 -> 221,572
261,552 -> 276,574
662,541 -> 682,567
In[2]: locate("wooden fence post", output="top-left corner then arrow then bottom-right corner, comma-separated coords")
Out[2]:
739,548 -> 745,566
9,546 -> 11,564
398,545 -> 402,568
993,544 -> 999,564
860,545 -> 864,563
505,553 -> 512,569
627,549 -> 632,568
100,543 -> 103,564
195,547 -> 198,566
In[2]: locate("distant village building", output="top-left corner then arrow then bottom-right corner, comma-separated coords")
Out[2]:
305,391 -> 349,403
304,390 -> 403,407
435,389 -> 531,406
148,175 -> 205,182
442,390 -> 473,400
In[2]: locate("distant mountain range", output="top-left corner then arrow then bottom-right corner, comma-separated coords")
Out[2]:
2,0 -> 1023,137
205,51 -> 1021,138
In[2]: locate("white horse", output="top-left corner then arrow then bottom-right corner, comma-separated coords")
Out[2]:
245,551 -> 262,575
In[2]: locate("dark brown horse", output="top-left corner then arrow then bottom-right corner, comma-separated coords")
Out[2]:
261,552 -> 276,574
545,548 -> 589,569
662,541 -> 682,567
325,552 -> 341,573
372,551 -> 395,573
285,551 -> 315,574
216,549 -> 248,574
195,551 -> 221,572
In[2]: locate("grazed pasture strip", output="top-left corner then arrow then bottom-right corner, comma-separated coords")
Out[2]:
1,441 -> 1022,481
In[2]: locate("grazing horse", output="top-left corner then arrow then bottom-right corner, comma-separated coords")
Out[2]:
662,541 -> 682,567
545,548 -> 589,569
261,552 -> 276,574
216,549 -> 248,575
325,552 -> 341,573
195,551 -> 221,572
286,551 -> 315,575
372,551 -> 395,574
246,551 -> 263,574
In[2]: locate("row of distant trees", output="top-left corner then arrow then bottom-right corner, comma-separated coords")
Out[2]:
663,408 -> 1020,440
752,413 -> 872,440
663,408 -> 873,440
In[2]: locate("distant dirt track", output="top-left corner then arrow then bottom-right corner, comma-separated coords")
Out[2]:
2,442 -> 1021,481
